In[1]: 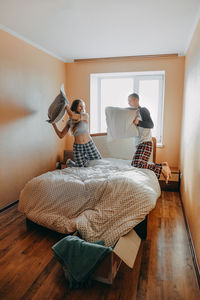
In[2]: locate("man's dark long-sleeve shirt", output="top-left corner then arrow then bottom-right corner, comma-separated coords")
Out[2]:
138,107 -> 154,129
136,106 -> 154,144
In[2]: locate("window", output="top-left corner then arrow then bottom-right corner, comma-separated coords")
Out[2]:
90,71 -> 165,145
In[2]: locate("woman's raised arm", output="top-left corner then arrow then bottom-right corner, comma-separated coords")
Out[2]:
52,122 -> 69,139
66,106 -> 88,121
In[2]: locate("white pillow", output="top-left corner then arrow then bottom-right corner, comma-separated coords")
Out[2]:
92,134 -> 153,162
92,135 -> 136,160
105,106 -> 139,139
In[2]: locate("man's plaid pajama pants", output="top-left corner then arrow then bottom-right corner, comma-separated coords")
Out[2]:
131,141 -> 162,179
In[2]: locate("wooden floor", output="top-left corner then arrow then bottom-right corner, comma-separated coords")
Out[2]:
0,191 -> 199,300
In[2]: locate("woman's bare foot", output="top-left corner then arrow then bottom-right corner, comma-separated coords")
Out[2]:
66,158 -> 76,167
161,162 -> 172,184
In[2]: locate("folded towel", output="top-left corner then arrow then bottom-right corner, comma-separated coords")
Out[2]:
52,235 -> 112,289
105,106 -> 139,139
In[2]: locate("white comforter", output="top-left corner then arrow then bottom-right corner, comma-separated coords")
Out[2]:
18,158 -> 161,246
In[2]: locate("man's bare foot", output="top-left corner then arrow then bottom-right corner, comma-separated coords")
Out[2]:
161,162 -> 172,184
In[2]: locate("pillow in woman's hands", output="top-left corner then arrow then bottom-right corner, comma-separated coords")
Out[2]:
47,84 -> 69,123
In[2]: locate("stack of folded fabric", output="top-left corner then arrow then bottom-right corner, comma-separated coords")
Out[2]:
52,235 -> 112,289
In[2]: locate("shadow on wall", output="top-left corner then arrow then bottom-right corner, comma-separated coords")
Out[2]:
0,100 -> 35,125
190,120 -> 200,197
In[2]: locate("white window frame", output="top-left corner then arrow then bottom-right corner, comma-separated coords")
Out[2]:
90,71 -> 165,145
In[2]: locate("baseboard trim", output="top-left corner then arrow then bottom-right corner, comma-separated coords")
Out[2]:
179,192 -> 200,289
0,200 -> 19,213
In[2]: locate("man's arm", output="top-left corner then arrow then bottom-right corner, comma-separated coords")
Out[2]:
137,107 -> 154,129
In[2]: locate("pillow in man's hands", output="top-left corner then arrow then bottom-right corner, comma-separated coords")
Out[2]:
105,106 -> 139,139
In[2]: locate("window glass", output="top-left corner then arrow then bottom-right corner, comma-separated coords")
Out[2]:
101,78 -> 133,132
90,72 -> 164,144
138,79 -> 159,138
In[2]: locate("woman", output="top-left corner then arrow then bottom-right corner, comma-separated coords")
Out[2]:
52,99 -> 102,167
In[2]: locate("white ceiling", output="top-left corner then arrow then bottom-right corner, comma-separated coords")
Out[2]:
0,0 -> 200,62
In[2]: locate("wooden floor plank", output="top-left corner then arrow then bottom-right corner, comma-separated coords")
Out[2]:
0,192 -> 199,300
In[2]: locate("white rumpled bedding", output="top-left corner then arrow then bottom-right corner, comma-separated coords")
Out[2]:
18,158 -> 161,246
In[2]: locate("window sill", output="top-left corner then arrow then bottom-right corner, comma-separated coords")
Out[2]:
156,143 -> 164,148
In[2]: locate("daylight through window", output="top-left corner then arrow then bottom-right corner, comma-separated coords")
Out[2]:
90,71 -> 165,145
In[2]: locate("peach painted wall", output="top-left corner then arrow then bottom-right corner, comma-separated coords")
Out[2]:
180,20 -> 200,268
65,56 -> 185,166
0,29 -> 66,208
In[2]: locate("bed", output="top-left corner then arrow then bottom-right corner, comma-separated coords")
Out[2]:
18,134 -> 161,247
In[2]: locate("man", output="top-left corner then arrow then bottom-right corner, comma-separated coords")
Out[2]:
128,93 -> 171,183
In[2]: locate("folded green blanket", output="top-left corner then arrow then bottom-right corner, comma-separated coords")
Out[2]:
52,235 -> 112,289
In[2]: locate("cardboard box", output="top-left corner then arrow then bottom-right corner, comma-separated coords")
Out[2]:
27,218 -> 142,285
93,230 -> 141,284
70,230 -> 141,284
93,251 -> 122,284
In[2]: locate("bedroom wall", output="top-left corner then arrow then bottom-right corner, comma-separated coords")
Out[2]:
64,56 -> 185,167
0,29 -> 66,209
180,20 -> 200,268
